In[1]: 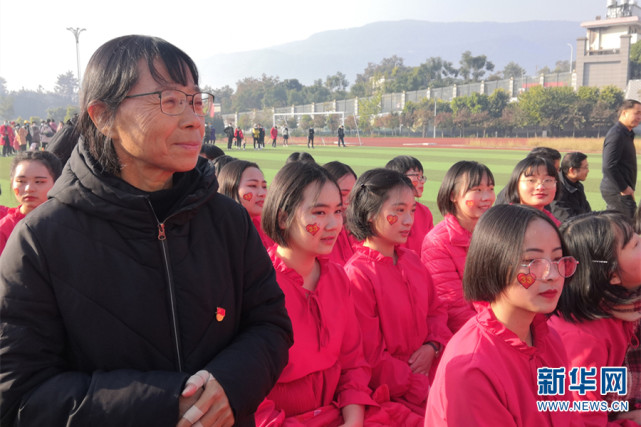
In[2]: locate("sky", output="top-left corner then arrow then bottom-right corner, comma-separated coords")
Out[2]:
0,0 -> 607,92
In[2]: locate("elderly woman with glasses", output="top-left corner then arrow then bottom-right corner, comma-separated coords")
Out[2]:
0,35 -> 293,427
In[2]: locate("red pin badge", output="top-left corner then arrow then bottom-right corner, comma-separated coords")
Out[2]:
216,307 -> 226,322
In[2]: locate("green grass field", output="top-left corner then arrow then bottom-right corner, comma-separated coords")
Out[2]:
212,144 -> 616,223
0,144 -> 631,223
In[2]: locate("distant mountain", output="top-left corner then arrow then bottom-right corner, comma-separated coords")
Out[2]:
198,20 -> 586,90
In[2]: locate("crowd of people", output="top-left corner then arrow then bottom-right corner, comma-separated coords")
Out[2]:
0,34 -> 639,427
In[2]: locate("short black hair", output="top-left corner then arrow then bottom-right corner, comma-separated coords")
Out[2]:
211,155 -> 237,176
464,204 -> 564,302
262,161 -> 339,247
10,151 -> 63,182
560,152 -> 587,175
618,99 -> 641,116
385,155 -> 423,174
527,147 -> 561,164
285,152 -> 316,164
346,168 -> 414,241
322,161 -> 356,181
436,161 -> 495,216
556,211 -> 639,322
200,144 -> 224,160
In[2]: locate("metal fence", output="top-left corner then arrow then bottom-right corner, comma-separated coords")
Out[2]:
222,72 -> 574,126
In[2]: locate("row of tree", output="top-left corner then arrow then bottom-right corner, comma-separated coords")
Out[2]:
209,52 -> 572,114
374,85 -> 625,138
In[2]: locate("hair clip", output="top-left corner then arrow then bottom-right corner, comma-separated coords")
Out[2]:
592,260 -> 608,264
360,183 -> 366,189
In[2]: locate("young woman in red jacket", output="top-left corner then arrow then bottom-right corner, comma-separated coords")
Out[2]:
0,151 -> 61,254
549,211 -> 641,426
426,204 -> 583,427
344,168 -> 450,416
421,161 -> 496,333
218,159 -> 274,250
256,161 -> 421,427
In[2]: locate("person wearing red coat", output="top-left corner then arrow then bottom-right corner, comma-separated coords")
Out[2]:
257,161 -> 421,426
425,204 -> 583,427
270,125 -> 278,148
421,161 -> 496,333
385,156 -> 433,255
345,168 -> 450,416
0,151 -> 61,254
550,212 -> 641,426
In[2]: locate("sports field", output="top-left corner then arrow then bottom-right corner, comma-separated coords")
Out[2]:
0,140 -> 633,223
212,141 -> 615,223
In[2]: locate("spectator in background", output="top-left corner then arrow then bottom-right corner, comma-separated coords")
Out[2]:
15,123 -> 28,152
39,120 -> 55,150
282,126 -> 289,147
235,126 -> 244,149
203,123 -> 211,144
252,124 -> 260,150
0,121 -> 15,157
46,115 -> 80,165
338,124 -> 346,147
307,127 -> 314,148
270,125 -> 277,148
224,122 -> 234,149
550,152 -> 591,222
601,99 -> 641,219
210,125 -> 216,145
258,124 -> 265,150
30,121 -> 41,150
0,151 -> 62,254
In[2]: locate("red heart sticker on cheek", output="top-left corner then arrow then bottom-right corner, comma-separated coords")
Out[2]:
517,273 -> 536,289
305,223 -> 320,235
386,215 -> 398,225
242,193 -> 253,201
465,200 -> 474,207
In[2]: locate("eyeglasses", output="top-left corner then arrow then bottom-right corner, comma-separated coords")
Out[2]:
124,89 -> 215,117
520,178 -> 557,188
406,174 -> 427,183
519,256 -> 579,279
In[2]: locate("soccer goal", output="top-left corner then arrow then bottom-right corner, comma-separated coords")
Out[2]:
272,111 -> 362,146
